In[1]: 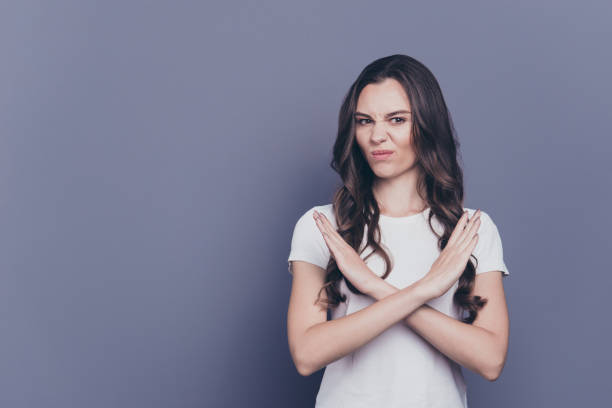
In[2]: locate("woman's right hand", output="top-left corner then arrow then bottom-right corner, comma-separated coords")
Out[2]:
417,209 -> 481,300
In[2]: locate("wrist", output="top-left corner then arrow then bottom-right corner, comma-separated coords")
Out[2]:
363,276 -> 435,305
364,276 -> 396,300
411,280 -> 436,304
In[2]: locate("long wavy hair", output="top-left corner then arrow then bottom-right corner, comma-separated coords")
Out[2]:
316,54 -> 486,324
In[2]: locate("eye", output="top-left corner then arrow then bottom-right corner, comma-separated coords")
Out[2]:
391,117 -> 406,124
355,118 -> 372,125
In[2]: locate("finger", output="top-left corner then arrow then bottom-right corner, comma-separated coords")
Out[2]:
455,208 -> 480,242
447,211 -> 470,247
457,210 -> 481,248
318,222 -> 346,263
317,211 -> 333,229
469,232 -> 479,251
313,212 -> 332,243
314,210 -> 332,231
314,212 -> 342,251
463,232 -> 479,257
458,217 -> 480,253
314,210 -> 333,237
313,211 -> 330,237
453,233 -> 479,269
315,217 -> 338,256
315,211 -> 346,247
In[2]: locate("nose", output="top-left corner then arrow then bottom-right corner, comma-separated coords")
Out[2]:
370,122 -> 388,143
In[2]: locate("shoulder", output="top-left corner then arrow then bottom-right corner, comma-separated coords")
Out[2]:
291,203 -> 336,237
313,203 -> 334,216
297,203 -> 336,225
288,203 -> 334,273
463,207 -> 509,276
463,207 -> 496,226
462,207 -> 505,243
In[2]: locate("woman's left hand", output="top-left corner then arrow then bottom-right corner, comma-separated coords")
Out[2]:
313,209 -> 379,295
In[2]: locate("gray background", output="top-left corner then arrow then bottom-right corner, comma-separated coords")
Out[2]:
1,0 -> 610,407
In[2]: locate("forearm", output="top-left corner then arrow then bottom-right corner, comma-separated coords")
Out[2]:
298,282 -> 429,376
366,278 -> 503,381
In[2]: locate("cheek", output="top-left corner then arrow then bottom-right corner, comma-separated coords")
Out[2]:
394,131 -> 414,152
355,131 -> 368,151
355,127 -> 366,139
395,126 -> 412,141
397,146 -> 417,161
391,144 -> 417,165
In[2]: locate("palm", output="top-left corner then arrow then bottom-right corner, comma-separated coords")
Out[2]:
312,210 -> 378,294
420,210 -> 481,298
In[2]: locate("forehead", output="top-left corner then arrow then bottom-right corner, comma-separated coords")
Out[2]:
356,78 -> 411,113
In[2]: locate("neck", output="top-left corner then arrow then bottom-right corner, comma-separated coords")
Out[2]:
372,171 -> 427,217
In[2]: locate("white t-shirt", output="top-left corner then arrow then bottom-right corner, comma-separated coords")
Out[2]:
287,204 -> 509,408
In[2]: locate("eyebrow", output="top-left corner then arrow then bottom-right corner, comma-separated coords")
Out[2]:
354,110 -> 411,118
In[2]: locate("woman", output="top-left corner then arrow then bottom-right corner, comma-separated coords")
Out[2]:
286,54 -> 510,408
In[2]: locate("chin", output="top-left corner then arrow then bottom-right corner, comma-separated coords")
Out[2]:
371,168 -> 397,178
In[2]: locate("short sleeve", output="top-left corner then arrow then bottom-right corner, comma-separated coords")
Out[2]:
287,206 -> 332,274
473,211 -> 510,277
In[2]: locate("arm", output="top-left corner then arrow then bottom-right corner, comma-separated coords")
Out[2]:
306,208 -> 508,379
288,260 -> 430,376
365,270 -> 510,381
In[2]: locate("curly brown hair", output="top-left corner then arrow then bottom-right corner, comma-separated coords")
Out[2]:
316,54 -> 486,324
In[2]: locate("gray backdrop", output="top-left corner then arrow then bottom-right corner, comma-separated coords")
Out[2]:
1,0 -> 610,407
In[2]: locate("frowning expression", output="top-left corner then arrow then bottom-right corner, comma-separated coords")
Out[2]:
354,78 -> 417,178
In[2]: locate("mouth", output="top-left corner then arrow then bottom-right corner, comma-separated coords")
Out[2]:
371,150 -> 394,160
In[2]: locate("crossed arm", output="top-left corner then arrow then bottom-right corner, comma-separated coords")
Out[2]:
310,208 -> 510,381
365,271 -> 510,381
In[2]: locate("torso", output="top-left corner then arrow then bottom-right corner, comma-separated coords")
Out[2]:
313,203 -> 472,408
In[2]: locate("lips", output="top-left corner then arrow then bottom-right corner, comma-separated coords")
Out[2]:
371,150 -> 394,160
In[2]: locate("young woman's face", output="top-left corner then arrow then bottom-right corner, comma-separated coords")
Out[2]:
354,78 -> 417,179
